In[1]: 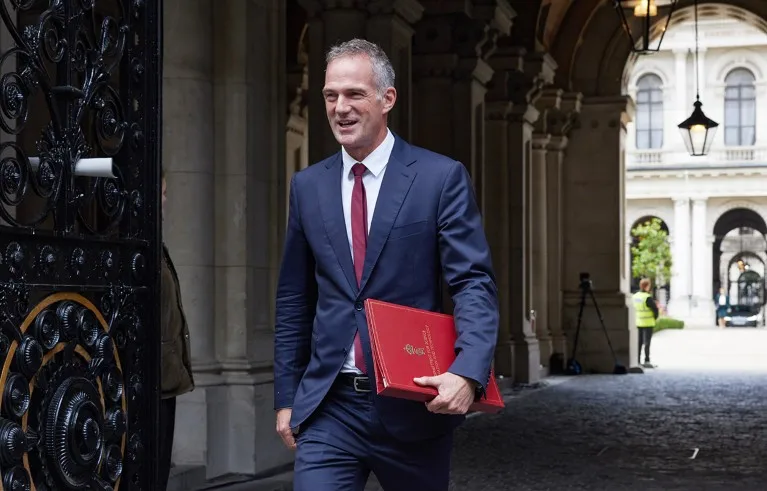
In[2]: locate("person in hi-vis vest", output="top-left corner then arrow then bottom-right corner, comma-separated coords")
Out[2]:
633,278 -> 659,368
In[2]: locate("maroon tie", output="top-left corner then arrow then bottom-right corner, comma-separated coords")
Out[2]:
351,163 -> 367,373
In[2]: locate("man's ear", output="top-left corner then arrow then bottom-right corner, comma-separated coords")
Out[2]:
381,87 -> 397,115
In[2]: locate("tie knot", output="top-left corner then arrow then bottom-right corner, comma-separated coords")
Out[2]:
352,163 -> 367,178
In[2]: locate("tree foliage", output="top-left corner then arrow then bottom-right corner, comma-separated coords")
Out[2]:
631,217 -> 672,286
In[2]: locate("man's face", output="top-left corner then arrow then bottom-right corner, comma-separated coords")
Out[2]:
161,177 -> 166,219
322,55 -> 395,154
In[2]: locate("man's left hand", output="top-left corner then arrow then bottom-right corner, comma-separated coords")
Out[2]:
413,372 -> 476,415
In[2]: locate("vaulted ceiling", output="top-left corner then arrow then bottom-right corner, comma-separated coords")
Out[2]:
286,1 -> 767,95
532,0 -> 767,93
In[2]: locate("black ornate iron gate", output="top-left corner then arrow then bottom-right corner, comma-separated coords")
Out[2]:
0,1 -> 160,490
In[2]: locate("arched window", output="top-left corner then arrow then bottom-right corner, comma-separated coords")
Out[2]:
724,68 -> 756,147
635,74 -> 664,150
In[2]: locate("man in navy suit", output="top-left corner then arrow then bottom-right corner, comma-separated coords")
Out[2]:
273,38 -> 499,491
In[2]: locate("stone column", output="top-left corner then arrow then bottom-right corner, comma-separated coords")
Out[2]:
412,1 -> 514,197
181,0 -> 292,478
690,198 -> 713,322
485,44 -> 555,382
162,0 -> 217,468
531,132 -> 550,367
562,96 -> 637,373
542,92 -> 581,371
529,87 -> 563,369
366,1 -> 424,140
669,197 -> 691,318
484,100 -> 512,377
673,49 -> 687,151
300,0 -> 423,163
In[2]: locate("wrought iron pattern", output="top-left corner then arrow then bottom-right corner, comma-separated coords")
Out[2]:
0,0 -> 160,490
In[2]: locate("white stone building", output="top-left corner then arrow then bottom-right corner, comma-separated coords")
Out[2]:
625,11 -> 767,325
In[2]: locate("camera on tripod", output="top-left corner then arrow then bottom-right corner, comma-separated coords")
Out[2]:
579,272 -> 592,292
567,271 -> 627,375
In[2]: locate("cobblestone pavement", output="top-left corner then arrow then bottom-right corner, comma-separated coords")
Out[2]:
363,370 -> 767,491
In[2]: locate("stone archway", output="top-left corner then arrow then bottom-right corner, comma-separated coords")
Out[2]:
713,208 -> 767,324
628,215 -> 671,299
727,251 -> 766,305
554,0 -> 767,97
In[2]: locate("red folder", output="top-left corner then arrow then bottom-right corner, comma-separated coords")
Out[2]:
364,298 -> 505,414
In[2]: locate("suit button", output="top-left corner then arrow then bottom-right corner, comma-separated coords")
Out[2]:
355,301 -> 363,311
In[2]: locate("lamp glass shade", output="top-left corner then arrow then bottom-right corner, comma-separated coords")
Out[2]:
677,100 -> 719,156
614,0 -> 679,54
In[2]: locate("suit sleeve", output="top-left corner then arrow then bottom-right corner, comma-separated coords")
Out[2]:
437,161 -> 499,394
273,174 -> 317,410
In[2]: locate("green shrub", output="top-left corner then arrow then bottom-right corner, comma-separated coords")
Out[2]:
654,317 -> 684,332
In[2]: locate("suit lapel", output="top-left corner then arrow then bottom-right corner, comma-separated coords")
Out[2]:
359,139 -> 417,292
317,154 -> 358,294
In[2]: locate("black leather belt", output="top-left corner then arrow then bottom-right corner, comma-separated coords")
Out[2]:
337,373 -> 372,393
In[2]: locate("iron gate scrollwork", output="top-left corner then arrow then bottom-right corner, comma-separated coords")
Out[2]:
0,0 -> 161,490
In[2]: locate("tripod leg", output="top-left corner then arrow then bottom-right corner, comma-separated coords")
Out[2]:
588,288 -> 619,362
570,288 -> 588,361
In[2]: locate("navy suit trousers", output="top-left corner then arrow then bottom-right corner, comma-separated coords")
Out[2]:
293,379 -> 453,491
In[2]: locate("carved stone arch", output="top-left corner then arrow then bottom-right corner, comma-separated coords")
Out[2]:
628,67 -> 672,93
628,208 -> 674,236
556,0 -> 767,97
709,199 -> 767,236
713,50 -> 764,85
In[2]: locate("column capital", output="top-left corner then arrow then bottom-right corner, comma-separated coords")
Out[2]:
300,0 -> 425,22
532,133 -> 550,150
298,0 -> 359,17
413,2 -> 514,82
367,0 -> 425,24
415,1 -> 516,60
580,95 -> 635,127
509,103 -> 540,125
672,196 -> 690,205
692,197 -> 708,205
533,87 -> 561,134
487,48 -> 555,114
536,90 -> 582,137
546,135 -> 569,151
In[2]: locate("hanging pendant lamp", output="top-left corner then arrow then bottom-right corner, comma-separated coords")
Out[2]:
614,0 -> 678,54
678,0 -> 718,156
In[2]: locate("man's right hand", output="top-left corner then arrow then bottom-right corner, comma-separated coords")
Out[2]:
275,408 -> 296,450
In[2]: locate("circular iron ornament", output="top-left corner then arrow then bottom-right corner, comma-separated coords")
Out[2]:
0,293 -> 127,490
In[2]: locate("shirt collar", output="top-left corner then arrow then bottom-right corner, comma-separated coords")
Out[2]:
341,128 -> 394,178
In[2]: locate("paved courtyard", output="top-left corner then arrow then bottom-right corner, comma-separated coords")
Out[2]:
208,326 -> 767,491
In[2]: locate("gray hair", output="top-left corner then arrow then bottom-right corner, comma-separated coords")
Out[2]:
325,38 -> 395,98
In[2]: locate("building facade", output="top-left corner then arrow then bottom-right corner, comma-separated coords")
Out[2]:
625,12 -> 767,324
159,0 -> 767,484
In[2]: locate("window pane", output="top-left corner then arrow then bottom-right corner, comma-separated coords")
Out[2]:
637,130 -> 649,149
725,87 -> 739,99
742,86 -> 756,98
650,89 -> 663,103
725,127 -> 739,146
636,105 -> 650,129
637,90 -> 649,103
726,68 -> 755,85
742,126 -> 756,146
725,100 -> 739,126
741,100 -> 756,127
651,103 -> 664,129
651,130 -> 663,149
637,74 -> 662,90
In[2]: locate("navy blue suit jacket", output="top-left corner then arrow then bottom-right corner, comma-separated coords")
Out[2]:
273,134 -> 499,442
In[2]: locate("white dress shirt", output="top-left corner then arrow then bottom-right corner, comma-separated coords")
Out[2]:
340,128 -> 395,374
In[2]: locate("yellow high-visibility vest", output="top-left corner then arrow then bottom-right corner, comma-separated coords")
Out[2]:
632,291 -> 656,328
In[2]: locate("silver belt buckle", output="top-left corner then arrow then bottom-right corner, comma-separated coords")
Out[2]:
353,376 -> 371,393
